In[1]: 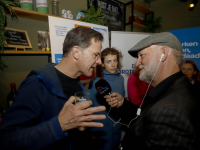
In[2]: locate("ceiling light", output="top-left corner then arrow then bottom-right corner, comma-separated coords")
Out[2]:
189,0 -> 198,10
190,3 -> 195,7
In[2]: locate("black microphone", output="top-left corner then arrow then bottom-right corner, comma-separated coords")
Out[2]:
95,79 -> 112,96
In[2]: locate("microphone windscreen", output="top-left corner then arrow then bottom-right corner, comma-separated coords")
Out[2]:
95,79 -> 112,96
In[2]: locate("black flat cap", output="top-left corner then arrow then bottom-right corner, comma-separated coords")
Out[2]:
128,32 -> 183,58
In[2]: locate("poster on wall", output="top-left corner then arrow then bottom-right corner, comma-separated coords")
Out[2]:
111,31 -> 151,97
48,16 -> 109,89
90,0 -> 125,31
168,27 -> 200,70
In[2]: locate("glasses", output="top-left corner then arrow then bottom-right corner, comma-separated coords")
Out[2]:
87,50 -> 101,61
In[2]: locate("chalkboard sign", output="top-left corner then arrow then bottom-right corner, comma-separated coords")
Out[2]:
5,27 -> 32,50
89,0 -> 125,31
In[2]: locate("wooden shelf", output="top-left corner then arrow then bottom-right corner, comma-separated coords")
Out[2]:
127,1 -> 153,14
133,22 -> 146,30
5,6 -> 63,22
1,50 -> 51,55
126,22 -> 147,30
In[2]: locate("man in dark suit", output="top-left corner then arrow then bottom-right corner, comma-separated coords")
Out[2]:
104,32 -> 199,150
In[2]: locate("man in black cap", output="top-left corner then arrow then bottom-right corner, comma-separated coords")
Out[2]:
104,32 -> 199,150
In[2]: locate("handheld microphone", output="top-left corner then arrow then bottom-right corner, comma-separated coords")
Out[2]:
95,79 -> 135,128
95,79 -> 118,125
95,79 -> 112,96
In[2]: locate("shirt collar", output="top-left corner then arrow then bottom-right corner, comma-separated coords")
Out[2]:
103,68 -> 119,75
147,71 -> 184,100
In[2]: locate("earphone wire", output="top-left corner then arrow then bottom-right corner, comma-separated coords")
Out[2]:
139,59 -> 162,108
106,58 -> 162,128
127,59 -> 162,127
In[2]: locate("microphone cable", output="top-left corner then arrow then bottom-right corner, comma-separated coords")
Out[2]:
107,93 -> 128,127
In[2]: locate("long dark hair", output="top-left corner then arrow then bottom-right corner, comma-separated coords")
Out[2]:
184,60 -> 200,82
96,47 -> 123,78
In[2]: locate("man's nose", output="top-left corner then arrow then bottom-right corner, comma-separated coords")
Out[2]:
96,58 -> 102,65
135,59 -> 141,67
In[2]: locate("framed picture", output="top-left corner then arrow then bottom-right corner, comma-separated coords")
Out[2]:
38,31 -> 47,51
89,0 -> 126,31
5,27 -> 32,50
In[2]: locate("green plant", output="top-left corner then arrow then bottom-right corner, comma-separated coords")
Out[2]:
0,58 -> 7,70
80,0 -> 105,25
0,0 -> 19,70
144,17 -> 162,33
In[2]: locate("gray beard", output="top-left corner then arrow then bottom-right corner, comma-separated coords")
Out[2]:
139,72 -> 152,83
139,60 -> 157,83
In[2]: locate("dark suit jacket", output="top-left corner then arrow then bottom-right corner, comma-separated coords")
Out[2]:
111,72 -> 199,150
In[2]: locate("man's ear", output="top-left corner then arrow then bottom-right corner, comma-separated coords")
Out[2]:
160,46 -> 169,62
102,63 -> 104,67
71,46 -> 80,60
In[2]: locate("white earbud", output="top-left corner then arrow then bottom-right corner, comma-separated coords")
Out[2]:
160,54 -> 164,62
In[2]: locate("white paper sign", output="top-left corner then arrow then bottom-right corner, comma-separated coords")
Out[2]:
48,16 -> 109,64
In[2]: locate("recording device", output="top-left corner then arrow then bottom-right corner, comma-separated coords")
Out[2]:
95,79 -> 112,96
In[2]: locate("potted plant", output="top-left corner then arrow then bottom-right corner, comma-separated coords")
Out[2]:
0,0 -> 19,70
80,0 -> 105,25
144,17 -> 162,33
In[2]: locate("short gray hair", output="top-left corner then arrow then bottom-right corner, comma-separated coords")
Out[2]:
171,48 -> 184,67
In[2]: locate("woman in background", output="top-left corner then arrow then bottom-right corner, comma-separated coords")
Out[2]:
88,47 -> 124,150
181,60 -> 200,89
127,65 -> 153,106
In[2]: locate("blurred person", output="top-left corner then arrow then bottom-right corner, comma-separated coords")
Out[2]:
0,27 -> 106,150
127,65 -> 153,106
181,60 -> 200,89
88,47 -> 125,150
0,106 -> 5,123
104,32 -> 199,150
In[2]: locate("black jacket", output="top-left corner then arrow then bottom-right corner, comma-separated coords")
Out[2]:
112,71 -> 199,150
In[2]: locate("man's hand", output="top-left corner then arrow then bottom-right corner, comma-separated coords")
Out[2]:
58,96 -> 106,132
104,92 -> 124,108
